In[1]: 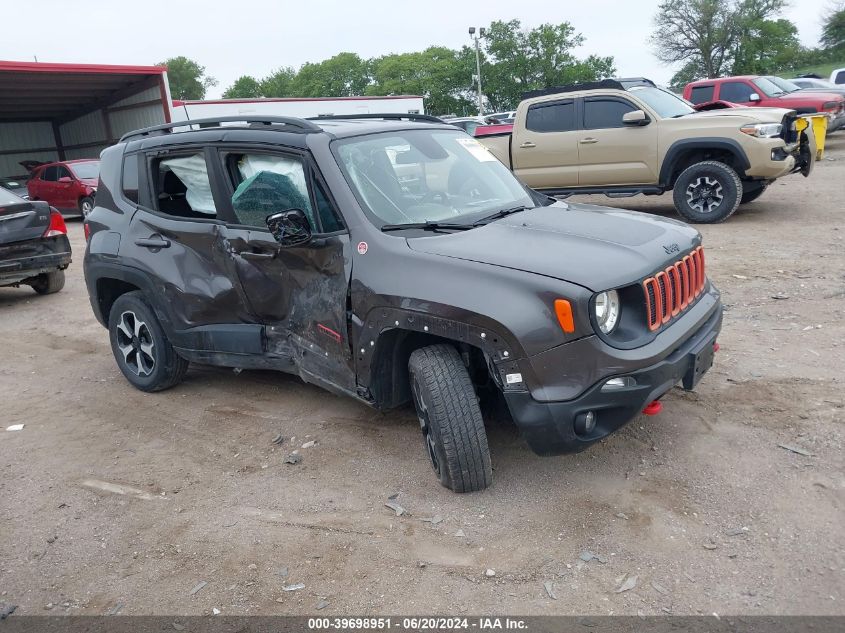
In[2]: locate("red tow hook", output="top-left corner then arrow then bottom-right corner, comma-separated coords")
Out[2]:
642,400 -> 663,416
713,342 -> 720,352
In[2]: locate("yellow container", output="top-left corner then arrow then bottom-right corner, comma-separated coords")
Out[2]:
799,114 -> 827,160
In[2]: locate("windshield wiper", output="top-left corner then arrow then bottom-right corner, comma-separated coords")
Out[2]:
472,205 -> 533,226
381,221 -> 474,232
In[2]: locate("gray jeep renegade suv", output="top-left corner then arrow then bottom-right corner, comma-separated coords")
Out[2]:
83,114 -> 722,493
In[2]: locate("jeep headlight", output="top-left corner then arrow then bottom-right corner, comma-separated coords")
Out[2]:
740,123 -> 782,138
594,290 -> 620,334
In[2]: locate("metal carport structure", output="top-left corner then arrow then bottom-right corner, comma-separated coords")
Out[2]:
0,61 -> 171,178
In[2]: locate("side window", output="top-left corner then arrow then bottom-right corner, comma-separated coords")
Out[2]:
689,85 -> 714,104
227,153 -> 316,230
152,152 -> 217,219
42,166 -> 58,182
314,180 -> 343,233
122,154 -> 139,203
525,100 -> 575,132
720,82 -> 755,103
55,166 -> 71,180
583,99 -> 637,129
835,70 -> 845,84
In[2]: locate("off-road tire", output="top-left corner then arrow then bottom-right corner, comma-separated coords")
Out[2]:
79,196 -> 94,218
672,161 -> 742,224
30,270 -> 65,295
740,183 -> 767,205
408,344 -> 492,493
108,291 -> 188,392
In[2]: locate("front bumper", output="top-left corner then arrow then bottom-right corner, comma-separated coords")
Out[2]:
505,304 -> 722,456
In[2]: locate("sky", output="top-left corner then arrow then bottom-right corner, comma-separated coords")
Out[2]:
0,0 -> 830,99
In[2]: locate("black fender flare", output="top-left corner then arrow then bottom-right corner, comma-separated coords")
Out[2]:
356,306 -> 527,408
84,260 -> 175,335
659,138 -> 751,187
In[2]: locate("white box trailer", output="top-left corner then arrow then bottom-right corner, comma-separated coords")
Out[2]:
0,61 -> 172,180
171,95 -> 425,122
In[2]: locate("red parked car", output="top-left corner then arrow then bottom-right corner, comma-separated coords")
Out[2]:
26,159 -> 100,217
683,76 -> 845,126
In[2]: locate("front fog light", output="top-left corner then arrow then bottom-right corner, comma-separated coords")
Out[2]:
575,411 -> 596,435
601,376 -> 637,391
594,290 -> 620,334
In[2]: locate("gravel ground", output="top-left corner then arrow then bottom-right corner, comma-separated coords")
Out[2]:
1,135 -> 843,617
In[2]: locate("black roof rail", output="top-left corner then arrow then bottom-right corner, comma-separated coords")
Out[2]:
307,113 -> 444,124
119,115 -> 322,143
522,79 -> 628,100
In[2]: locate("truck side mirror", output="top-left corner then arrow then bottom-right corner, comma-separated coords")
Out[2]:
266,208 -> 312,247
622,110 -> 649,126
749,93 -> 761,102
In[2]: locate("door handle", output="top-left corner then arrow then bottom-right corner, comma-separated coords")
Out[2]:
519,141 -> 536,149
241,250 -> 275,260
579,138 -> 599,144
135,237 -> 171,248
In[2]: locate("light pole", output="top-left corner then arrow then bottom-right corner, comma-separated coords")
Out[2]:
468,26 -> 485,116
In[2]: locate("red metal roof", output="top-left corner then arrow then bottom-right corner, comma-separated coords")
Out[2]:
0,60 -> 166,75
173,95 -> 423,106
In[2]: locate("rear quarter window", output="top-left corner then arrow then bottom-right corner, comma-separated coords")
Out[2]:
122,154 -> 139,203
689,85 -> 715,104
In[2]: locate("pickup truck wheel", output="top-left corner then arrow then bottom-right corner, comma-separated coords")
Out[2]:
408,344 -> 493,493
673,161 -> 742,223
108,291 -> 188,392
30,270 -> 65,295
740,183 -> 767,205
79,196 -> 94,218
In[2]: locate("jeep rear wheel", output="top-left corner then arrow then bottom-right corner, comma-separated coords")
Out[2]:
408,344 -> 492,493
108,291 -> 188,392
673,161 -> 742,223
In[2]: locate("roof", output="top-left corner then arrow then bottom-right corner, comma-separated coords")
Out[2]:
173,95 -> 424,106
687,76 -> 759,85
0,60 -> 166,122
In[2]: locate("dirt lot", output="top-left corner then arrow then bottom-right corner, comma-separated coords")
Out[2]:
1,137 -> 843,618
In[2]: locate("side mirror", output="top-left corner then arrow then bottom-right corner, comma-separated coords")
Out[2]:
622,109 -> 649,126
749,93 -> 761,102
58,176 -> 73,183
266,208 -> 312,247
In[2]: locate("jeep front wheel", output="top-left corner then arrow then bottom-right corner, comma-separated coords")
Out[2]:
672,161 -> 742,224
408,344 -> 492,493
108,291 -> 188,392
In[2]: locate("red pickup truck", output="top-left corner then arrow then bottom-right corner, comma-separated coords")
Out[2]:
683,76 -> 845,125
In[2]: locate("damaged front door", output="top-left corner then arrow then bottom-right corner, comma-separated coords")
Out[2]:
213,149 -> 354,394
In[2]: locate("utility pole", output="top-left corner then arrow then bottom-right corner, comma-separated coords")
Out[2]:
468,26 -> 485,116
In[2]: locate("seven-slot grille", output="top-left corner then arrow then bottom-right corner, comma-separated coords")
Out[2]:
643,246 -> 705,331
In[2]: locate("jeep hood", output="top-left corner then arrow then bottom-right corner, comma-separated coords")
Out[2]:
406,202 -> 700,291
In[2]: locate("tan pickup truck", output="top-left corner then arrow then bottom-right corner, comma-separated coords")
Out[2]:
477,79 -> 816,223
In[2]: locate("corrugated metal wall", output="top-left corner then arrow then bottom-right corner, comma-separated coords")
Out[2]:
0,122 -> 59,178
0,83 -> 167,178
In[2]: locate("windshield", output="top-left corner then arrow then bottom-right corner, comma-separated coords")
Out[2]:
766,76 -> 800,93
69,161 -> 100,180
334,129 -> 534,227
752,77 -> 787,97
628,86 -> 695,118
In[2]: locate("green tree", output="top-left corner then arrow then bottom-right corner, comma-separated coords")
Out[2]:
821,3 -> 845,51
368,46 -> 475,115
290,53 -> 371,97
222,75 -> 263,99
260,67 -> 297,97
481,20 -> 615,111
651,0 -> 799,86
731,18 -> 805,74
159,56 -> 217,100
